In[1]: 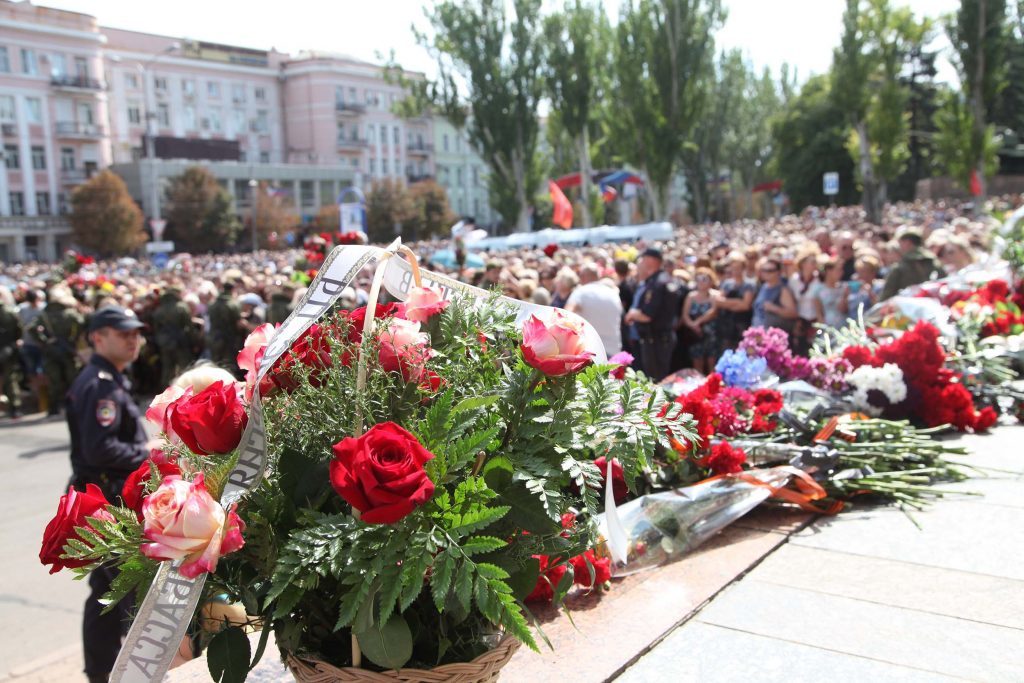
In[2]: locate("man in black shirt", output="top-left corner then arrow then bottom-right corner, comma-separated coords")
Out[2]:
624,248 -> 682,381
66,306 -> 148,683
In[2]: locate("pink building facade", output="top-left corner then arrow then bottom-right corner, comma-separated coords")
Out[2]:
0,0 -> 470,262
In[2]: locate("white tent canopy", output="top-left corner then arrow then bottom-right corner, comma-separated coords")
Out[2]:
469,222 -> 674,253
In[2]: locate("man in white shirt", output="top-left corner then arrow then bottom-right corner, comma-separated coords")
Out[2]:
566,262 -> 623,356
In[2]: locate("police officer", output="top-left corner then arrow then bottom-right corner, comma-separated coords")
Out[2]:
624,248 -> 682,382
66,306 -> 148,683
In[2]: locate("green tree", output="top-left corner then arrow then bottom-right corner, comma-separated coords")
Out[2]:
772,75 -> 859,212
68,170 -> 146,257
945,0 -> 1009,199
932,88 -> 1001,191
366,179 -> 416,242
409,179 -> 455,240
609,0 -> 725,221
543,1 -> 611,228
417,0 -> 545,232
723,61 -> 784,219
832,0 -> 927,223
164,166 -> 240,253
246,183 -> 299,250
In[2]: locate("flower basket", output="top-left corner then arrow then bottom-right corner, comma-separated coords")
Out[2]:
286,636 -> 521,683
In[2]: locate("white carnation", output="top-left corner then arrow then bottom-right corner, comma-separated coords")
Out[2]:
847,363 -> 908,416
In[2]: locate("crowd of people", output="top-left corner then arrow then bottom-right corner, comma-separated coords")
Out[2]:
0,196 -> 1010,418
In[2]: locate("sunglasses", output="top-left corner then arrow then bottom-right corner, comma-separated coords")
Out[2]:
760,267 -> 779,273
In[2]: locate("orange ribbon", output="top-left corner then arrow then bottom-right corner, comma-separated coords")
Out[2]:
700,466 -> 844,515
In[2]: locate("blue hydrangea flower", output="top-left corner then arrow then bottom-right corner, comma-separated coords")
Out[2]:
714,349 -> 768,388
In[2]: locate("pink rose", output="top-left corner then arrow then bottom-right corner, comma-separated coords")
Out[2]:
404,286 -> 449,324
146,385 -> 191,436
140,474 -> 245,579
378,318 -> 432,383
237,323 -> 276,400
521,312 -> 594,377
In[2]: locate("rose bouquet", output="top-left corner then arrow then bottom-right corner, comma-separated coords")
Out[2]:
43,249 -> 692,682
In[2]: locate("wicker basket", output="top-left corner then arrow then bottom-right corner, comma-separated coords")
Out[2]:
285,637 -> 521,683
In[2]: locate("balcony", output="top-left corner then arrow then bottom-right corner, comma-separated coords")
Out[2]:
55,121 -> 104,139
60,168 -> 88,184
337,137 -> 369,150
407,173 -> 433,184
335,102 -> 367,116
407,142 -> 434,156
50,75 -> 104,91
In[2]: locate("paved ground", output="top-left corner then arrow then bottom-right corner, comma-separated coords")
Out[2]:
616,425 -> 1024,683
3,414 -> 1021,682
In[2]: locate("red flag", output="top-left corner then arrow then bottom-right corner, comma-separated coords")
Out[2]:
549,180 -> 573,229
602,185 -> 618,203
970,169 -> 982,196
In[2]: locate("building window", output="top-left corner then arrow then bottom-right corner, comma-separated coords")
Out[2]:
31,145 -> 45,170
394,126 -> 400,145
232,83 -> 246,103
350,157 -> 359,169
233,109 -> 245,134
20,48 -> 37,75
369,158 -> 376,174
382,159 -> 389,174
36,192 -> 50,215
4,144 -> 19,169
182,78 -> 195,97
74,56 -> 87,78
183,106 -> 196,130
209,108 -> 222,133
367,124 -> 375,143
300,180 -> 314,206
77,102 -> 94,125
125,72 -> 138,89
456,135 -> 462,153
9,191 -> 24,215
254,110 -> 268,133
473,166 -> 480,186
255,87 -> 266,101
0,47 -> 9,73
25,97 -> 42,124
50,53 -> 66,77
154,76 -> 168,91
456,168 -> 462,186
335,86 -> 345,106
156,103 -> 170,127
58,193 -> 68,215
127,101 -> 142,125
207,81 -> 220,98
0,96 -> 13,122
259,151 -> 270,164
337,123 -> 346,143
61,147 -> 74,170
443,134 -> 449,152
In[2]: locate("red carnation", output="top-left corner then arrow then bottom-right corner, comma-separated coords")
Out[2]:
543,243 -> 559,258
706,441 -> 747,475
525,555 -> 568,603
842,345 -> 880,369
569,549 -> 612,588
974,406 -> 998,432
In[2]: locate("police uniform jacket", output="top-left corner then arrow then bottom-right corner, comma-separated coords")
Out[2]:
66,354 -> 147,497
632,271 -> 681,338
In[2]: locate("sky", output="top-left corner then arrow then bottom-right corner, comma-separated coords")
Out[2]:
37,0 -> 962,84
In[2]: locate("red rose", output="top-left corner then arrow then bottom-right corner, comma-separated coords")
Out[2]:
170,381 -> 248,455
271,324 -> 333,392
121,459 -> 182,518
378,318 -> 433,383
706,441 -> 746,475
543,243 -> 559,258
525,555 -> 567,603
419,370 -> 444,394
345,302 -> 407,344
594,456 -> 628,503
39,484 -> 112,574
570,549 -> 612,588
329,422 -> 435,524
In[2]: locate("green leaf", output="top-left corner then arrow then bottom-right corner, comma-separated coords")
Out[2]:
377,563 -> 403,625
430,550 -> 456,612
460,536 -> 507,556
453,394 -> 499,413
482,455 -> 514,492
474,562 -> 510,580
354,615 -> 413,670
207,626 -> 250,683
453,561 -> 474,614
499,482 -> 561,535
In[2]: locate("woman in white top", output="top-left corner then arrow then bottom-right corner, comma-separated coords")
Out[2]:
789,248 -> 822,356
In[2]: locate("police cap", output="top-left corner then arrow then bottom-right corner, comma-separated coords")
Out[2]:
88,306 -> 145,333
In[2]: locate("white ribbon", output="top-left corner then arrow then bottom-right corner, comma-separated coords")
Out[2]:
111,239 -> 605,681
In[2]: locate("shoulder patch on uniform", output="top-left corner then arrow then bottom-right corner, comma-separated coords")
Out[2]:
97,370 -> 114,381
96,399 -> 117,427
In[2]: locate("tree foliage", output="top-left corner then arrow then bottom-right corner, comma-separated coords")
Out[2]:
366,179 -> 416,243
609,0 -> 724,221
417,0 -> 545,232
164,166 -> 241,253
246,183 -> 300,250
409,179 -> 456,240
68,170 -> 146,257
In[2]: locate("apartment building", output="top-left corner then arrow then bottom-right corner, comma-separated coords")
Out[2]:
0,1 -> 503,262
434,118 -> 494,227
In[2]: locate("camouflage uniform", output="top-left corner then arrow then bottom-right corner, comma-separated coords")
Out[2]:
0,304 -> 23,417
151,288 -> 196,387
207,289 -> 243,372
30,299 -> 84,415
266,290 -> 293,325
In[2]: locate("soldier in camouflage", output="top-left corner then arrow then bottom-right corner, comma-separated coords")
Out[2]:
30,287 -> 84,416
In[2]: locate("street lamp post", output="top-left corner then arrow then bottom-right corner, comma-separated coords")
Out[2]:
249,178 -> 259,253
